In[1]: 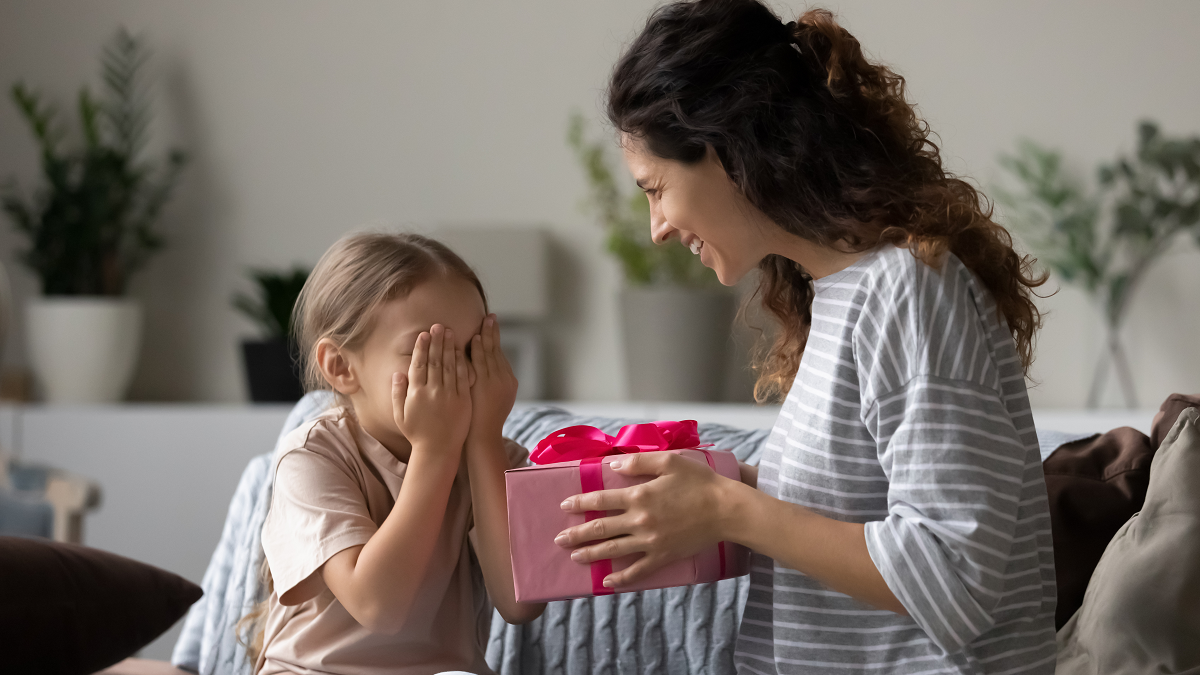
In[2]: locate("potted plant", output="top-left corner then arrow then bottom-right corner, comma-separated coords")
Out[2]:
233,267 -> 309,402
568,113 -> 733,401
1,28 -> 187,403
997,121 -> 1200,408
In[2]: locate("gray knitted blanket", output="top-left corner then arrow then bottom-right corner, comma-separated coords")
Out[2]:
489,406 -> 770,675
172,398 -> 770,675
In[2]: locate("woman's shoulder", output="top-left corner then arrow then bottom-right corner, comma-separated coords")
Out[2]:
855,245 -> 996,319
852,245 -> 1009,396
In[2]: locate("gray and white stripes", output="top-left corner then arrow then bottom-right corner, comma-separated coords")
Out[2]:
734,246 -> 1056,674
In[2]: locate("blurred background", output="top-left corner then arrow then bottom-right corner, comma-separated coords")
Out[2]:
0,0 -> 1196,407
1,0 -> 1198,661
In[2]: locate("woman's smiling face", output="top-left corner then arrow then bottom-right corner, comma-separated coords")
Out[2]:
621,136 -> 774,286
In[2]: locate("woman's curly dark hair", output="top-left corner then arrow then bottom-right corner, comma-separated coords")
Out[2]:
607,0 -> 1047,402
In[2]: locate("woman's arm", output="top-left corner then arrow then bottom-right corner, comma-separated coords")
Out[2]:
555,451 -> 905,614
464,315 -> 546,624
321,326 -> 473,634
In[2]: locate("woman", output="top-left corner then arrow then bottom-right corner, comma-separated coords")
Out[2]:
553,1 -> 1057,673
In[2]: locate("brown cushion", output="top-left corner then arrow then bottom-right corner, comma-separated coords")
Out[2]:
0,536 -> 203,675
1043,426 -> 1153,629
1055,407 -> 1200,673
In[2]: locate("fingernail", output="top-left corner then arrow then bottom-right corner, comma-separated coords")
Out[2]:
560,499 -> 572,510
554,534 -> 567,546
610,460 -> 622,469
570,549 -> 583,561
602,577 -> 615,588
486,317 -> 494,326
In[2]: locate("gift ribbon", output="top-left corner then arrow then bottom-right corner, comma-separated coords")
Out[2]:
576,448 -> 727,596
531,420 -> 707,466
579,457 -> 613,596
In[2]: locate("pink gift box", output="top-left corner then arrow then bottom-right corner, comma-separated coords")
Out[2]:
505,421 -> 751,603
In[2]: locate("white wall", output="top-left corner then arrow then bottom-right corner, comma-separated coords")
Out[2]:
0,0 -> 1198,408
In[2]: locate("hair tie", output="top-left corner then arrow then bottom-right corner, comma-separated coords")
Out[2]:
782,20 -> 801,53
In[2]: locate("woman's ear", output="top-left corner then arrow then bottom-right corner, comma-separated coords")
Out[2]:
316,338 -> 359,395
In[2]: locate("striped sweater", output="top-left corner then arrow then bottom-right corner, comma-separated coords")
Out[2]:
734,246 -> 1057,674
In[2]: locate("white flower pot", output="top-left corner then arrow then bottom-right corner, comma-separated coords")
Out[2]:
27,297 -> 143,403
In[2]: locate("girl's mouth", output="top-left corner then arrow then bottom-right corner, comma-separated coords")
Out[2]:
689,240 -> 704,255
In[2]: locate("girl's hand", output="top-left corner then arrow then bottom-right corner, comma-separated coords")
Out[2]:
392,324 -> 472,457
466,314 -> 518,445
554,451 -> 733,588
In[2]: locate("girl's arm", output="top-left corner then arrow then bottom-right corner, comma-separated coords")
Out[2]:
555,452 -> 905,614
464,316 -> 546,624
321,326 -> 474,634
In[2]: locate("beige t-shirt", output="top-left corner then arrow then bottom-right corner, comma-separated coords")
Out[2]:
258,406 -> 527,675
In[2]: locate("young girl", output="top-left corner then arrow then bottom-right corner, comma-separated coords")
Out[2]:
252,232 -> 544,674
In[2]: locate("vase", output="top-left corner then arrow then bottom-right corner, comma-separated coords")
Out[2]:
619,287 -> 735,401
26,297 -> 143,403
241,338 -> 305,403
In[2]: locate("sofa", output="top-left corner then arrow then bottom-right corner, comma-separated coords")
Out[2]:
96,392 -> 1198,674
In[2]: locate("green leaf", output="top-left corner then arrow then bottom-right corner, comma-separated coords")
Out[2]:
233,266 -> 311,339
2,27 -> 186,295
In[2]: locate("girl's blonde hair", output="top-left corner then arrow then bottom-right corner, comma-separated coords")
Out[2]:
294,231 -> 488,394
238,231 -> 487,667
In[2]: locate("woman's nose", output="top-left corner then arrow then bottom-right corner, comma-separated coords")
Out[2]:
650,213 -> 676,245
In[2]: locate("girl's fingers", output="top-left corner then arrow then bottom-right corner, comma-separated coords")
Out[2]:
409,332 -> 430,386
483,315 -> 500,374
443,328 -> 458,392
427,325 -> 445,390
391,372 -> 408,425
470,334 -> 487,381
455,345 -> 470,396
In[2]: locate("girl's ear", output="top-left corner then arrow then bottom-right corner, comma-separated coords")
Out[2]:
316,338 -> 359,395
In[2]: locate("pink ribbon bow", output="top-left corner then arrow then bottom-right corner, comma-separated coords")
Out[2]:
530,420 -> 704,465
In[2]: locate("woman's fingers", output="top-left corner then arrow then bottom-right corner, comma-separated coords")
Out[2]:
409,332 -> 430,386
568,532 -> 647,565
556,510 -> 639,549
559,485 -> 634,516
607,451 -> 677,477
602,553 -> 665,588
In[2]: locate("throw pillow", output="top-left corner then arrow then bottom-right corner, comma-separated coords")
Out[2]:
1042,426 -> 1152,629
1055,407 -> 1200,674
0,536 -> 203,675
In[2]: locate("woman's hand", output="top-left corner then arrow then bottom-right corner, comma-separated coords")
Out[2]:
466,315 -> 518,445
392,324 -> 472,457
554,450 -> 736,588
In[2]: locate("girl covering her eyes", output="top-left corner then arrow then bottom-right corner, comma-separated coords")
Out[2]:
243,232 -> 544,675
